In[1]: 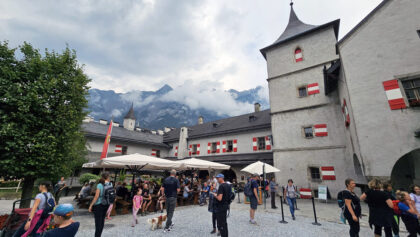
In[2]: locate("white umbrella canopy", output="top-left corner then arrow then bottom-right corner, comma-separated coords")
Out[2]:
82,153 -> 183,170
176,158 -> 230,170
241,161 -> 280,175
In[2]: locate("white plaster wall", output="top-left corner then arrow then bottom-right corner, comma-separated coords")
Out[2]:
338,0 -> 420,177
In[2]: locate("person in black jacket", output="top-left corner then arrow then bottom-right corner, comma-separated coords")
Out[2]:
212,174 -> 231,237
208,182 -> 219,235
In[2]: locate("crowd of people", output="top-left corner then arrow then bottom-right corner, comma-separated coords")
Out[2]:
12,171 -> 420,237
342,178 -> 420,237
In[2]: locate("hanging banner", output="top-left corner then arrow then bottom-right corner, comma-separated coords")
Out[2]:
318,185 -> 328,201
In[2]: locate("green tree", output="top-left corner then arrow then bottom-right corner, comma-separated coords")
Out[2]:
0,42 -> 90,207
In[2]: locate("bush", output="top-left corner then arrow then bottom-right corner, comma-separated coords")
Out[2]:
79,173 -> 99,185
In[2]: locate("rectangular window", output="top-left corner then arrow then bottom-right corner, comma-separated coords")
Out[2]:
211,142 -> 218,153
226,140 -> 233,152
257,137 -> 266,150
192,144 -> 198,154
298,86 -> 307,97
155,150 -> 160,158
303,127 -> 313,138
122,146 -> 128,155
402,78 -> 420,107
310,167 -> 321,180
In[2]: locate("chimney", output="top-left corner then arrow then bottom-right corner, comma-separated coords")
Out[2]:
157,130 -> 164,135
99,119 -> 108,125
254,103 -> 261,112
198,116 -> 204,125
113,122 -> 120,127
164,127 -> 171,133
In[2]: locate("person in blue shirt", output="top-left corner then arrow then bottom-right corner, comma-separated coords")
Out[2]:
43,204 -> 79,237
249,173 -> 260,224
89,172 -> 111,237
200,182 -> 210,206
396,190 -> 420,237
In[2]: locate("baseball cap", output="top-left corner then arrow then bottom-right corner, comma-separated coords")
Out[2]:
215,174 -> 224,178
53,204 -> 74,217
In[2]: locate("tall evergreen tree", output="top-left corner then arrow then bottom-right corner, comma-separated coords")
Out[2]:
0,42 -> 90,207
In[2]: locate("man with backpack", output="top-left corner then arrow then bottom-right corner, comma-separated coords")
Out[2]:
212,174 -> 231,237
244,174 -> 260,225
89,172 -> 115,237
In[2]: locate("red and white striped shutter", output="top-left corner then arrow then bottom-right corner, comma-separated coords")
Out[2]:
342,99 -> 350,127
321,166 -> 336,180
115,145 -> 122,153
383,80 -> 407,110
314,124 -> 328,137
189,144 -> 192,156
174,146 -> 178,157
222,141 -> 227,153
216,141 -> 220,153
295,48 -> 303,62
233,139 -> 238,152
196,144 -> 200,155
307,83 -> 320,95
208,143 -> 211,154
252,137 -> 258,151
299,188 -> 312,199
265,136 -> 271,150
151,149 -> 157,156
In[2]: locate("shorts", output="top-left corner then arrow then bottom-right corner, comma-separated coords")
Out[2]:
250,196 -> 258,210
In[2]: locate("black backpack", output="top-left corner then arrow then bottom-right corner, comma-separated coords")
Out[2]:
41,193 -> 55,218
101,183 -> 116,205
244,182 -> 253,197
228,184 -> 235,204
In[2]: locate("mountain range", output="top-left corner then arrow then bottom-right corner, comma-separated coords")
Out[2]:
87,84 -> 269,130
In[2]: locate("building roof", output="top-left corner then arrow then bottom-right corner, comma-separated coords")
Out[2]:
337,0 -> 390,46
124,103 -> 136,120
163,109 -> 271,142
260,3 -> 340,59
82,122 -> 169,147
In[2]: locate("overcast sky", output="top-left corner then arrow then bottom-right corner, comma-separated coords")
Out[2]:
0,0 -> 382,93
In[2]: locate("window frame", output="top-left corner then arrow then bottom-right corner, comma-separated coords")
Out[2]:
122,146 -> 128,155
309,167 -> 321,181
257,137 -> 266,150
192,144 -> 198,155
294,47 -> 303,62
303,126 -> 314,139
211,142 -> 218,153
298,85 -> 308,98
401,77 -> 420,107
226,140 -> 233,152
155,150 -> 161,158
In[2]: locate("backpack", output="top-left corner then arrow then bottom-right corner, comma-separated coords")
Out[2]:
244,182 -> 253,197
101,183 -> 116,205
337,190 -> 347,209
41,193 -> 55,219
392,200 -> 401,215
228,185 -> 235,204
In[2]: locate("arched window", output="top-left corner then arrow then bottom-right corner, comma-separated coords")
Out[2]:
295,47 -> 303,62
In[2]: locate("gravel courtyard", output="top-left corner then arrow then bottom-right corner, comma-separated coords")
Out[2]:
1,196 -> 405,237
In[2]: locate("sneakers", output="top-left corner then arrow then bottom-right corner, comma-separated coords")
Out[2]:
164,228 -> 170,233
217,232 -> 221,236
210,229 -> 216,234
292,215 -> 296,220
250,219 -> 257,225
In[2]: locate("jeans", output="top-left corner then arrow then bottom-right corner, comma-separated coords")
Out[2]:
346,215 -> 360,237
13,217 -> 44,237
216,208 -> 228,237
200,193 -> 208,204
212,212 -> 217,229
286,197 -> 296,217
271,192 -> 276,208
165,197 -> 177,229
93,204 -> 109,237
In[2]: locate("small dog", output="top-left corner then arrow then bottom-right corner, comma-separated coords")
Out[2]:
147,215 -> 167,230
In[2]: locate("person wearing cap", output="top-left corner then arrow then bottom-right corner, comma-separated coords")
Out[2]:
43,204 -> 80,237
161,169 -> 180,233
249,173 -> 260,225
212,174 -> 231,237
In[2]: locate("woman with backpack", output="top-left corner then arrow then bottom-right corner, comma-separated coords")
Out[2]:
13,182 -> 55,237
89,172 -> 111,237
342,178 -> 362,237
396,190 -> 420,237
360,179 -> 394,237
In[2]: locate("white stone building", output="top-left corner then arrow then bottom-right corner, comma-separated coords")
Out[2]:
260,0 -> 420,196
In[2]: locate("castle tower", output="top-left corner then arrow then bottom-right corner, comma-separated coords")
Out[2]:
123,103 -> 136,131
260,2 -> 350,196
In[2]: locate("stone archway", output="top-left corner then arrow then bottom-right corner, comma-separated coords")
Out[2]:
221,169 -> 237,183
391,149 -> 420,191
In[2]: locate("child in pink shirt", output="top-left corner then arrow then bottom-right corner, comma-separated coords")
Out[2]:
132,188 -> 143,227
